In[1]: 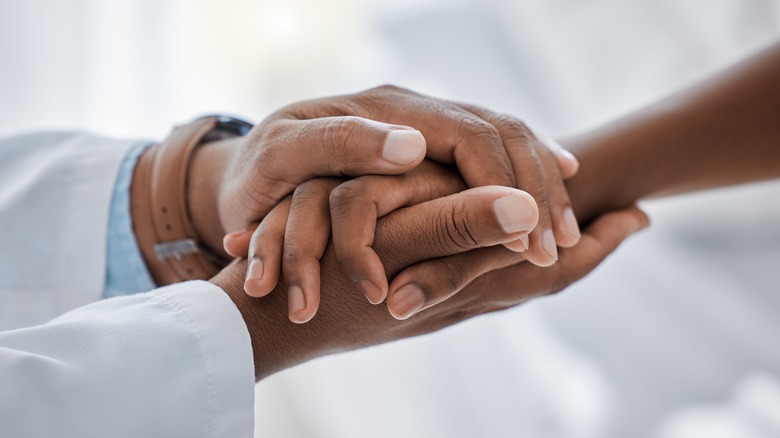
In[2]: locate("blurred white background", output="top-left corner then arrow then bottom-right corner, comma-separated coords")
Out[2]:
2,1 -> 780,437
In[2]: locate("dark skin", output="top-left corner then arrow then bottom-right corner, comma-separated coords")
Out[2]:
565,40 -> 780,221
135,41 -> 780,381
212,203 -> 648,380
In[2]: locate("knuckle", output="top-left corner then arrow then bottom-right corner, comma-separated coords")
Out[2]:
323,116 -> 362,154
429,257 -> 467,293
433,199 -> 479,253
457,116 -> 502,145
535,196 -> 550,212
494,114 -> 532,142
295,178 -> 332,196
282,246 -> 320,268
282,249 -> 302,268
370,84 -> 408,95
329,179 -> 369,211
289,179 -> 331,209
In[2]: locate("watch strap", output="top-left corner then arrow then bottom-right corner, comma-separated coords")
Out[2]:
134,117 -> 231,285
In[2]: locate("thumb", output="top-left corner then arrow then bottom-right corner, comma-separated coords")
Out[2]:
373,185 -> 539,276
547,205 -> 650,287
482,205 -> 650,305
220,116 -> 427,232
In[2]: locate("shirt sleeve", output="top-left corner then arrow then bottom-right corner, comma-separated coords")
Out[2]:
104,141 -> 157,298
0,280 -> 255,438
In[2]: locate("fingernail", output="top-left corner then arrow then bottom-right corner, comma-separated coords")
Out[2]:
358,279 -> 384,304
493,193 -> 537,234
246,258 -> 264,282
558,148 -> 578,165
288,285 -> 306,316
562,208 -> 581,241
519,234 -> 530,251
382,129 -> 425,165
391,283 -> 425,320
244,258 -> 268,296
542,229 -> 558,262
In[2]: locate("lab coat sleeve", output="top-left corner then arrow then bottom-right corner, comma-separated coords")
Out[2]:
0,280 -> 256,438
0,131 -> 136,329
0,132 -> 256,437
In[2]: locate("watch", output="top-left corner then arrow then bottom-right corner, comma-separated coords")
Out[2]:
133,115 -> 253,285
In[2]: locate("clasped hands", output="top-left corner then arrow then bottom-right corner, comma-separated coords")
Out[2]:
190,85 -> 647,379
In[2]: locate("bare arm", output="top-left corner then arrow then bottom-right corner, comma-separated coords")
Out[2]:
565,41 -> 780,222
139,42 -> 780,380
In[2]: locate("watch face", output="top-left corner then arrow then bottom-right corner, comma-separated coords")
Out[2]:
215,116 -> 253,136
196,115 -> 254,143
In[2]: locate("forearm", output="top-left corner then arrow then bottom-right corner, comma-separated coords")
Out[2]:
564,41 -> 780,222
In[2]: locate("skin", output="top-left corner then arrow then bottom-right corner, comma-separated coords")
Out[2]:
384,39 -> 780,316
136,41 -> 780,381
184,86 -> 581,322
564,41 -> 780,220
212,203 -> 647,380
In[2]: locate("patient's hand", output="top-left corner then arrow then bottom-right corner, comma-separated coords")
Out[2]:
212,186 -> 648,379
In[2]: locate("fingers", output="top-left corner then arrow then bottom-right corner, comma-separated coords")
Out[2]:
288,116 -> 426,175
456,104 -> 581,264
387,246 -> 523,319
293,85 -> 519,188
372,185 -> 539,275
223,227 -> 255,258
222,115 -> 427,232
528,134 -> 580,249
243,197 -> 291,298
486,205 -> 650,304
388,205 -> 648,320
240,180 -> 340,324
535,133 -> 579,180
329,161 -> 466,304
558,205 -> 649,278
282,179 -> 341,324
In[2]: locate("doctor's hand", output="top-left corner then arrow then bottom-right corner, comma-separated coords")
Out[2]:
189,85 -> 580,266
211,188 -> 648,380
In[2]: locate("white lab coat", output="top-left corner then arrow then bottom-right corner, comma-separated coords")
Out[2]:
0,132 -> 255,437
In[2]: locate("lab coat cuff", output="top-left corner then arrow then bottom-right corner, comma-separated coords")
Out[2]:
153,280 -> 255,437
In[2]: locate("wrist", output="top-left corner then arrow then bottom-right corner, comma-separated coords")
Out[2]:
131,118 -> 248,286
187,136 -> 243,259
560,106 -> 686,223
210,260 -> 309,381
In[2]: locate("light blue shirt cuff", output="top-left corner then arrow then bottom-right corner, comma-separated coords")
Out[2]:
104,141 -> 157,298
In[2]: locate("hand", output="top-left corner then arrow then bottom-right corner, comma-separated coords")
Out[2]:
197,85 -> 579,262
217,86 -> 580,320
226,161 -> 539,322
212,186 -> 648,380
